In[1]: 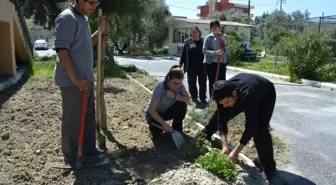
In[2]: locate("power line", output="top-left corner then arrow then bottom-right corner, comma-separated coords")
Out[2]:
166,4 -> 199,11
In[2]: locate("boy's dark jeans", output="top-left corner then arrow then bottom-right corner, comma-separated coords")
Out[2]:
146,101 -> 187,133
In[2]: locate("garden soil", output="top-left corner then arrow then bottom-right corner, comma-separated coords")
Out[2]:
0,77 -> 264,185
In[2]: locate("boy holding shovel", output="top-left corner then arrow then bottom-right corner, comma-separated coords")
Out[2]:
54,0 -> 107,167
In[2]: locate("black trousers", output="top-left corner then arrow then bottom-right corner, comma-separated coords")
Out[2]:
146,101 -> 187,132
202,86 -> 277,176
205,63 -> 226,97
187,66 -> 207,101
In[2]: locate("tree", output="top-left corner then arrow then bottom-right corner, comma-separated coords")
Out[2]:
18,0 -> 70,29
291,10 -> 305,20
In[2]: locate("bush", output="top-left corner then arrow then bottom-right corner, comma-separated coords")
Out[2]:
226,35 -> 244,65
196,149 -> 237,181
94,58 -> 127,79
280,31 -> 336,82
152,46 -> 169,55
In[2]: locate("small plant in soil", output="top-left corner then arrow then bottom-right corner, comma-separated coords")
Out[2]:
184,132 -> 211,160
196,149 -> 237,181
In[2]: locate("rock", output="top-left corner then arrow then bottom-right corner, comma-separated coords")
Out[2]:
10,115 -> 15,121
2,133 -> 10,141
3,150 -> 11,156
35,149 -> 42,155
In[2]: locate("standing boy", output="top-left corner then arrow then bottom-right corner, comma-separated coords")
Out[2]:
54,0 -> 107,166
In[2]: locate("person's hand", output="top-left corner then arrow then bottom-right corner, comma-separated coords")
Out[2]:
228,150 -> 239,164
221,35 -> 226,42
166,90 -> 175,99
98,15 -> 106,33
216,49 -> 224,55
163,123 -> 173,133
75,78 -> 89,91
221,146 -> 231,155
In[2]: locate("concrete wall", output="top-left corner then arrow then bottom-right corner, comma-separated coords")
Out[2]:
0,0 -> 32,76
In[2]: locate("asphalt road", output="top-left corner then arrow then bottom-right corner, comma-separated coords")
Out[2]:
116,56 -> 336,185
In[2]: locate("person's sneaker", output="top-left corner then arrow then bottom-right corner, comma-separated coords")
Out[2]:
192,98 -> 200,104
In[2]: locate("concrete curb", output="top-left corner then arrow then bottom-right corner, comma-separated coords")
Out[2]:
126,74 -> 257,168
0,70 -> 25,91
227,66 -> 336,89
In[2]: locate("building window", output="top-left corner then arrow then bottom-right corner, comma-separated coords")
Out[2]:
173,27 -> 190,43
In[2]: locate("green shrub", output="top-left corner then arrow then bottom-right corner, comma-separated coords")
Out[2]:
196,149 -> 237,181
184,132 -> 212,159
94,59 -> 127,79
279,31 -> 336,82
152,46 -> 169,55
227,35 -> 244,65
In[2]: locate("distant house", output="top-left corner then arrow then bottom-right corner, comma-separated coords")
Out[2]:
166,17 -> 256,56
197,0 -> 254,18
0,0 -> 33,76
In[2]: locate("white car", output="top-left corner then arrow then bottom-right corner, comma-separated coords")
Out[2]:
34,39 -> 49,50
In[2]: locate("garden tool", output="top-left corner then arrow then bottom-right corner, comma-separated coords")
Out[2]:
151,122 -> 186,150
75,82 -> 87,170
96,8 -> 107,150
215,36 -> 225,81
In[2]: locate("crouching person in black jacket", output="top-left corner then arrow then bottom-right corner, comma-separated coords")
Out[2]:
200,73 -> 277,182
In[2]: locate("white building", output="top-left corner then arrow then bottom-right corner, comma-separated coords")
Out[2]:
166,18 -> 256,56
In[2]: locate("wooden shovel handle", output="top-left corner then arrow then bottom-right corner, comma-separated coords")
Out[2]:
215,39 -> 225,81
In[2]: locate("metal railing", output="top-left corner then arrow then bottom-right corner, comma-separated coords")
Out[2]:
9,0 -> 34,57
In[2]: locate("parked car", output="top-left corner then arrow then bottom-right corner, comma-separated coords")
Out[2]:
34,39 -> 49,50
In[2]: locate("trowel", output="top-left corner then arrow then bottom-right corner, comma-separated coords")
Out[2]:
151,122 -> 186,150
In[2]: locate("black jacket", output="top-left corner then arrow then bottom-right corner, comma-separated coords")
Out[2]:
215,73 -> 276,145
179,37 -> 204,72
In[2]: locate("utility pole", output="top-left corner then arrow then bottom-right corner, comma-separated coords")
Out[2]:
248,0 -> 250,17
276,0 -> 286,11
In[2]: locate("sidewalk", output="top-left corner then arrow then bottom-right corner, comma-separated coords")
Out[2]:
227,66 -> 336,90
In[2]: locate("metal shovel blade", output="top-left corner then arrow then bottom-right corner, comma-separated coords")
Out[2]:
171,131 -> 186,150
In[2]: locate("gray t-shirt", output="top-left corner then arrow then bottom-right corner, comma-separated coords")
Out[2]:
53,7 -> 94,87
146,81 -> 188,114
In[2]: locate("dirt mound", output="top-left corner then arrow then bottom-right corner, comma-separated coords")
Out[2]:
149,164 -> 229,185
149,163 -> 265,185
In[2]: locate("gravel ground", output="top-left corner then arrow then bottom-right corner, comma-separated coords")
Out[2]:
0,77 -> 265,185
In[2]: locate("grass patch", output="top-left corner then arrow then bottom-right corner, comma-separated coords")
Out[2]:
231,59 -> 290,76
31,60 -> 55,78
129,72 -> 159,91
30,57 -> 127,79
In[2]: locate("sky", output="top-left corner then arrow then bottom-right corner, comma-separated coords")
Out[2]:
166,0 -> 336,19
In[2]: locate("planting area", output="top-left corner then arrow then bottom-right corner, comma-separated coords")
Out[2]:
130,72 -> 291,169
1,75 -> 266,184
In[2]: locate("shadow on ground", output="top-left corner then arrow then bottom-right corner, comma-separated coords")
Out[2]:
0,74 -> 29,108
65,130 -> 196,184
118,55 -> 177,61
271,170 -> 317,185
104,86 -> 126,94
